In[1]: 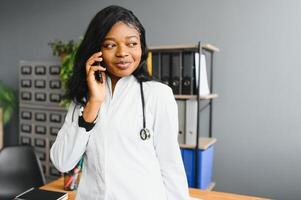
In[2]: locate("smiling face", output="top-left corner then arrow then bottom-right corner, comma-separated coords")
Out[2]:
101,22 -> 142,82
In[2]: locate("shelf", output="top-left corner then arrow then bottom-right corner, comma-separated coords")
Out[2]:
180,137 -> 217,150
199,93 -> 219,100
202,44 -> 220,52
174,95 -> 197,100
174,93 -> 218,100
149,44 -> 198,51
149,43 -> 219,52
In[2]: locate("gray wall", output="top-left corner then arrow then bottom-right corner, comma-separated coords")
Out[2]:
1,0 -> 301,199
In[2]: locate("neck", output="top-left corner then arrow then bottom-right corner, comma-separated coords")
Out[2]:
109,73 -> 120,94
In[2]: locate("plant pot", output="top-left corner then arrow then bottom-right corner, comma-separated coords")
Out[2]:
60,53 -> 67,62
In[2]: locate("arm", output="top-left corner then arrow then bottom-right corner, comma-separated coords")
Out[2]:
153,86 -> 190,200
50,101 -> 97,172
51,51 -> 105,172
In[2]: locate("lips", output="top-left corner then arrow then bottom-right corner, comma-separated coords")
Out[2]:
115,61 -> 132,69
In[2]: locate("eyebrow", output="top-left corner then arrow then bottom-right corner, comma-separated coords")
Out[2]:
103,36 -> 139,41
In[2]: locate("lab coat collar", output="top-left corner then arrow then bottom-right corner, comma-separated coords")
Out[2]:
106,74 -> 136,100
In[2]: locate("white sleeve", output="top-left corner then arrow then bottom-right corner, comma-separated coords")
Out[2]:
152,86 -> 190,200
50,102 -> 91,172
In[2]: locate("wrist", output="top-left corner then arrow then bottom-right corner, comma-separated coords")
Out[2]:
78,115 -> 95,132
82,101 -> 101,123
78,105 -> 98,132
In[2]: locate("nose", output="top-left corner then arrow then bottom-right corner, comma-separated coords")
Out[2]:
115,45 -> 129,57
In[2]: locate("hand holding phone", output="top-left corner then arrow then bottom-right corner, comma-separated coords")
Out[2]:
93,61 -> 104,83
85,51 -> 106,103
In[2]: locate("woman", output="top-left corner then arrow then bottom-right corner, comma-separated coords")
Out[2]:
50,5 -> 190,200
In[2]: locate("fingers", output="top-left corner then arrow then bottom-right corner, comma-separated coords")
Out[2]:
86,52 -> 103,73
89,65 -> 106,72
87,65 -> 106,81
87,68 -> 106,84
87,65 -> 106,78
88,52 -> 102,64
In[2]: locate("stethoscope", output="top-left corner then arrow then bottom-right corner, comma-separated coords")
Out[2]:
72,80 -> 151,141
139,81 -> 151,141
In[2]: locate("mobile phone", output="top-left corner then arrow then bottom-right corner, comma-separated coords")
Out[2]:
93,61 -> 104,83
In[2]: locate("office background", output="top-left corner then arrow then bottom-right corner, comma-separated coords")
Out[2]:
1,0 -> 300,199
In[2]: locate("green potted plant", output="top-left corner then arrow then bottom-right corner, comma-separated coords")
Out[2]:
48,39 -> 78,61
49,39 -> 82,108
0,81 -> 17,149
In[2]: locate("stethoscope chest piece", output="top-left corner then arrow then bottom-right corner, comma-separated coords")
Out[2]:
140,128 -> 151,140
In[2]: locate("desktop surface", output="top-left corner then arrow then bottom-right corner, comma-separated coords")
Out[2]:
40,177 -> 269,200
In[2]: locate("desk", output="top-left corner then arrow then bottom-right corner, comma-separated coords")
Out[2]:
40,177 -> 269,200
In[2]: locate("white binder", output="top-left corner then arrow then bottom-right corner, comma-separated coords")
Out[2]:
195,53 -> 210,96
185,99 -> 197,146
176,100 -> 185,144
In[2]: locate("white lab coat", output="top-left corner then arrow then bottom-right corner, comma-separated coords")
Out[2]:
50,75 -> 190,200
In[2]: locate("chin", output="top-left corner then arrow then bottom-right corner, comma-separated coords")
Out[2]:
108,65 -> 138,78
109,69 -> 135,78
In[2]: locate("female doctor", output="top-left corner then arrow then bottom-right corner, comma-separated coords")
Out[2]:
50,5 -> 190,200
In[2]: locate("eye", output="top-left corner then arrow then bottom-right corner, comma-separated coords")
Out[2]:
103,43 -> 116,49
128,42 -> 138,47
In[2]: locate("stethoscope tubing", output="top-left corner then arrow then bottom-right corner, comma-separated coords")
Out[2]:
139,81 -> 151,140
71,80 -> 150,140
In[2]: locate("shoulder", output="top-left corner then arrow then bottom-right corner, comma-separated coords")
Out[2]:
143,81 -> 173,99
64,101 -> 82,121
144,81 -> 173,94
143,81 -> 177,118
143,81 -> 175,106
67,101 -> 81,112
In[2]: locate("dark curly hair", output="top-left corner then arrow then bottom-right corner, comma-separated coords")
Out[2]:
65,5 -> 152,105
